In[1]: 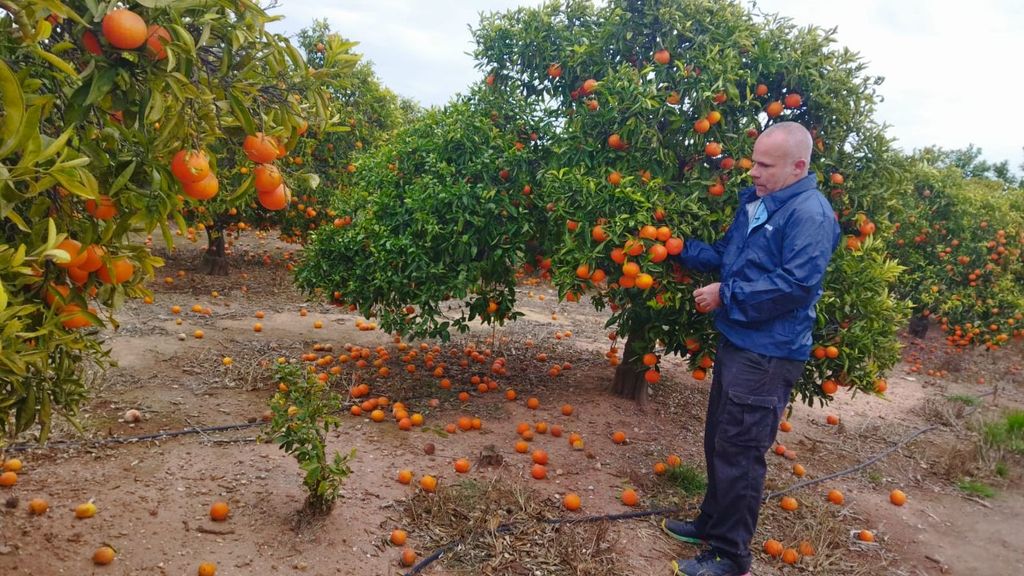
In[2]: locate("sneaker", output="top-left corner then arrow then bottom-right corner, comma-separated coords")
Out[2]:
670,550 -> 747,576
660,518 -> 706,545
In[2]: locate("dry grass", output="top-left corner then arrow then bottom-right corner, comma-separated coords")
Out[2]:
393,476 -> 623,576
756,496 -> 896,575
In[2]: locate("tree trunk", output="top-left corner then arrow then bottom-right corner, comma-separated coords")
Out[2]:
198,222 -> 229,275
908,314 -> 929,339
609,331 -> 649,405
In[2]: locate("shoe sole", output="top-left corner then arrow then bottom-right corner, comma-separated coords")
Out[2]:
670,560 -> 751,576
660,519 -> 706,545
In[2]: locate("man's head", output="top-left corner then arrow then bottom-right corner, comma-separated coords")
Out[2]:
749,122 -> 813,196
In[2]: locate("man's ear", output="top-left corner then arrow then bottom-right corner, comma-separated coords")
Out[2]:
793,158 -> 808,173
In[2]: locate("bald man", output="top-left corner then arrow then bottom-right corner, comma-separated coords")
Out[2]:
664,122 -> 840,576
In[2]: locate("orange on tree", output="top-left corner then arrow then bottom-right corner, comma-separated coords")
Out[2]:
102,9 -> 147,50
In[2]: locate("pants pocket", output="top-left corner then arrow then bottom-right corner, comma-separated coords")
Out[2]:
720,390 -> 777,449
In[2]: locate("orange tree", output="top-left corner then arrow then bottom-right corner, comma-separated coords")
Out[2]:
241,19 -> 418,249
296,0 -> 908,406
296,87 -> 550,328
173,21 -> 359,274
0,0 -> 339,443
887,156 -> 1024,348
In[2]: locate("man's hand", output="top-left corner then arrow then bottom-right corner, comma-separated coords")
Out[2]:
693,282 -> 722,313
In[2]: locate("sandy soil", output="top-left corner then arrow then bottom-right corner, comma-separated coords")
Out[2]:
1,233 -> 1022,576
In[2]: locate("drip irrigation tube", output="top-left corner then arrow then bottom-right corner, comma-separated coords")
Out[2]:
402,506 -> 680,575
4,421 -> 264,453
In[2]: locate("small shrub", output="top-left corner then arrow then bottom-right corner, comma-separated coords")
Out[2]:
267,364 -> 353,513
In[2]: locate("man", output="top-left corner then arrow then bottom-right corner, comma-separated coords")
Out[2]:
664,122 -> 841,576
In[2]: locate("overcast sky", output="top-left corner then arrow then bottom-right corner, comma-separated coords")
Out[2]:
267,0 -> 1024,169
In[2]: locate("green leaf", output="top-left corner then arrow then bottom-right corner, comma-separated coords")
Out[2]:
0,59 -> 25,159
109,161 -> 137,194
32,46 -> 78,77
159,221 -> 174,250
84,67 -> 117,107
15,386 -> 35,433
228,91 -> 256,135
4,210 -> 29,232
36,128 -> 74,164
46,217 -> 58,249
0,282 -> 7,312
38,392 -> 52,443
10,244 -> 26,268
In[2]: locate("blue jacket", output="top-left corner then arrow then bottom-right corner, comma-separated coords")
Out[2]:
676,174 -> 840,360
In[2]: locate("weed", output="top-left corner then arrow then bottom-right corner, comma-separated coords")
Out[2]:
983,409 -> 1024,455
994,462 -> 1009,478
947,394 -> 980,407
666,463 -> 706,496
956,478 -> 996,499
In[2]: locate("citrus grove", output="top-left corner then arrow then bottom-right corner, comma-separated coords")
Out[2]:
0,0 -> 351,442
297,0 -> 910,405
0,0 -> 1022,574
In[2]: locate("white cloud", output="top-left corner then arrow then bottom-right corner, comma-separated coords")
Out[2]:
268,0 -> 1024,168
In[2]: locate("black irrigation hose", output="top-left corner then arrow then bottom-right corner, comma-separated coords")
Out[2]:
402,506 -> 680,576
763,388 -> 997,501
3,421 -> 264,453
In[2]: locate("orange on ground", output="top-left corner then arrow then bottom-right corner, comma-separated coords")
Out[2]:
75,502 -> 96,518
621,488 -> 639,507
93,546 -> 116,565
827,489 -> 845,505
890,489 -> 907,506
798,541 -> 815,557
400,548 -> 417,567
209,501 -> 229,521
419,475 -> 437,492
390,529 -> 408,546
780,496 -> 799,511
563,493 -> 582,511
28,498 -> 49,515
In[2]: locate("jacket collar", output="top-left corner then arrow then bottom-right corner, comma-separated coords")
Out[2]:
739,173 -> 818,212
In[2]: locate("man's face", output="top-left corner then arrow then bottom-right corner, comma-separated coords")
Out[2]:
749,134 -> 803,196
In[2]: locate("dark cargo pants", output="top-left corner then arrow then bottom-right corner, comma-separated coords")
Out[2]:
693,338 -> 805,572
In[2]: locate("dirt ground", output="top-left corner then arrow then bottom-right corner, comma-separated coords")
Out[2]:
1,233 -> 1023,576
